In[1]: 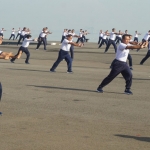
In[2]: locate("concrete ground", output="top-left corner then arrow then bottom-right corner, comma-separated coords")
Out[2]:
0,40 -> 150,150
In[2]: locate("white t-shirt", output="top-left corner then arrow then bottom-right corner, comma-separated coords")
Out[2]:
61,39 -> 72,51
99,33 -> 103,37
21,31 -> 27,36
40,32 -> 47,38
18,30 -> 21,34
12,30 -> 15,34
134,33 -> 138,38
115,43 -> 129,62
63,32 -> 67,36
0,30 -> 3,33
109,32 -> 116,40
118,34 -> 122,38
103,34 -> 107,39
79,32 -> 82,37
22,38 -> 34,47
143,33 -> 150,41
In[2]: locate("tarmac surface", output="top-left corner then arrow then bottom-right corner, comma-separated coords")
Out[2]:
0,40 -> 150,150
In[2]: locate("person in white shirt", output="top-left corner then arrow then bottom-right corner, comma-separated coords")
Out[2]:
11,35 -> 37,64
16,28 -> 21,39
97,34 -> 148,95
17,27 -> 28,45
76,29 -> 83,43
140,41 -> 150,65
61,29 -> 67,43
105,28 -> 121,53
0,28 -> 6,37
9,28 -> 16,40
134,31 -> 141,42
115,30 -> 123,44
36,28 -> 51,50
98,30 -> 109,48
98,30 -> 103,44
50,34 -> 82,73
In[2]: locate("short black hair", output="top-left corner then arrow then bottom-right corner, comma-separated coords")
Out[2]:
122,34 -> 130,40
66,34 -> 72,38
26,34 -> 32,38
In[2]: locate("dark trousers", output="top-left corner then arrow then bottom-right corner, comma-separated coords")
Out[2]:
82,35 -> 86,42
0,33 -> 3,37
36,37 -> 46,50
127,54 -> 132,67
105,39 -> 117,53
70,45 -> 74,59
11,46 -> 30,63
116,37 -> 122,44
99,39 -> 108,48
45,37 -> 47,45
61,36 -> 65,43
50,49 -> 72,72
17,35 -> 25,45
98,37 -> 103,44
16,33 -> 20,39
98,59 -> 132,90
134,37 -> 138,42
140,50 -> 150,64
9,34 -> 15,40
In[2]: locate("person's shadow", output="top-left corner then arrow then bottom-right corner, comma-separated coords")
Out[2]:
115,134 -> 150,142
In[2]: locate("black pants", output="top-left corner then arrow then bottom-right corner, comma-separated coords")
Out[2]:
98,59 -> 132,90
0,33 -> 3,37
116,37 -> 122,44
105,39 -> 117,53
70,45 -> 74,59
50,49 -> 72,72
140,50 -> 150,64
16,33 -> 20,39
134,37 -> 138,42
11,46 -> 30,63
127,54 -> 132,67
99,39 -> 108,48
61,36 -> 65,43
9,34 -> 15,40
17,35 -> 25,45
36,37 -> 46,50
98,37 -> 103,44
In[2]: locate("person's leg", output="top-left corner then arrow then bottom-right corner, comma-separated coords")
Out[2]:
121,64 -> 132,90
70,45 -> 74,59
140,51 -> 150,64
13,34 -> 15,40
17,35 -> 23,45
11,47 -> 23,62
97,60 -> 125,89
104,39 -> 112,53
50,50 -> 66,71
127,54 -> 133,69
9,34 -> 13,40
36,39 -> 42,49
99,39 -> 104,48
42,38 -> 47,50
23,48 -> 30,63
111,40 -> 117,53
98,37 -> 101,44
76,38 -> 80,43
65,53 -> 73,72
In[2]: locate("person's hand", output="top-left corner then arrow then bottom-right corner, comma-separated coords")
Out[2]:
34,38 -> 38,41
78,43 -> 83,47
141,42 -> 148,48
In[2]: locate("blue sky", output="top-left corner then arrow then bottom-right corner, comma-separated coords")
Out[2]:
1,0 -> 150,41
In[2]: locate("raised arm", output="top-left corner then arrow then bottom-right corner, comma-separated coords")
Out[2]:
126,42 -> 148,49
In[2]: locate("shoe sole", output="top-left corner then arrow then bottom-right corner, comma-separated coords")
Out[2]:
124,92 -> 133,95
97,90 -> 103,93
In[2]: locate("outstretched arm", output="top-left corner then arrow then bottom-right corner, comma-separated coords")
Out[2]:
126,41 -> 148,49
68,42 -> 83,47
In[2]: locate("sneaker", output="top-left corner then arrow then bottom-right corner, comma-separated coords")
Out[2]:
35,49 -> 39,50
10,60 -> 14,63
50,69 -> 56,72
124,89 -> 133,95
97,87 -> 103,93
140,63 -> 143,65
130,67 -> 133,70
67,71 -> 73,74
25,62 -> 30,64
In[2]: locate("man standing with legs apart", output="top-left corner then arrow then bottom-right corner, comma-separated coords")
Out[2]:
104,28 -> 120,53
97,34 -> 148,95
50,34 -> 82,73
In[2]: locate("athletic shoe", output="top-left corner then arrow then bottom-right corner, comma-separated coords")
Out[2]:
97,87 -> 103,93
25,62 -> 30,64
50,69 -> 56,72
140,63 -> 143,65
10,60 -> 14,63
67,71 -> 73,74
130,67 -> 133,70
124,89 -> 133,95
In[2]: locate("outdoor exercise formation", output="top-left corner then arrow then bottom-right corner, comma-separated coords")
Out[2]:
0,27 -> 150,96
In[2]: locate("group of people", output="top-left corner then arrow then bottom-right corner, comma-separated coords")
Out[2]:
0,27 -> 150,95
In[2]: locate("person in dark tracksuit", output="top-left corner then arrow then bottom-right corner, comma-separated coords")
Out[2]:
50,34 -> 82,73
98,30 -> 103,44
140,41 -> 150,65
11,35 -> 37,64
98,30 -> 109,48
104,28 -> 121,53
17,27 -> 27,46
36,28 -> 50,50
97,34 -> 148,95
16,28 -> 21,39
9,28 -> 16,40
